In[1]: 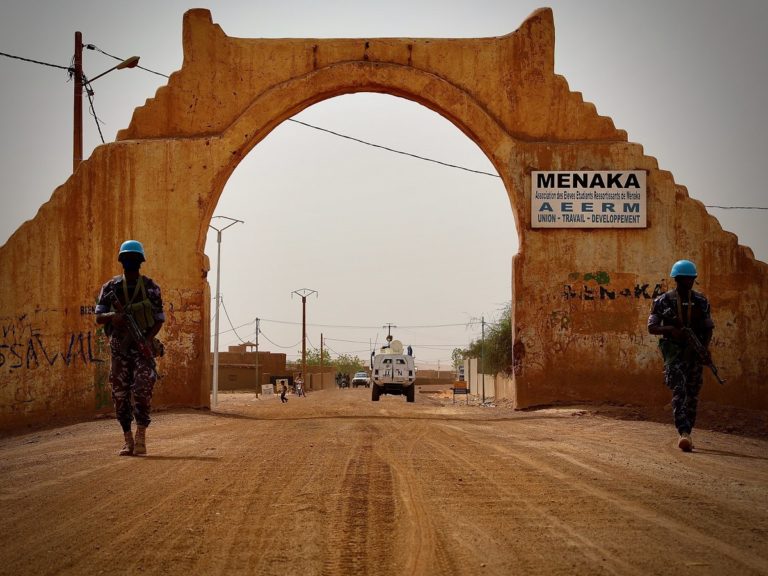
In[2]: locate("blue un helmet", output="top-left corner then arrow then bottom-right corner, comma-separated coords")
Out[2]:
670,259 -> 697,278
118,240 -> 146,263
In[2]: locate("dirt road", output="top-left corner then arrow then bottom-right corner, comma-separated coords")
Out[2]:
1,388 -> 767,576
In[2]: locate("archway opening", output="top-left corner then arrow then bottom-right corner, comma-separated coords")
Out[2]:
204,92 -> 517,391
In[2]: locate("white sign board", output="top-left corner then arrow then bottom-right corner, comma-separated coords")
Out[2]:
531,171 -> 647,228
261,384 -> 275,396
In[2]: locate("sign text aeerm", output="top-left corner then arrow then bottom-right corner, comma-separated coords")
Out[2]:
531,171 -> 647,228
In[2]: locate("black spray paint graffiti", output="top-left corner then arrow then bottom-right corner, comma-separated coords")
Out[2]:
1,322 -> 105,371
563,272 -> 668,302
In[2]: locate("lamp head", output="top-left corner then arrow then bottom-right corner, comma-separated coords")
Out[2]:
117,56 -> 140,70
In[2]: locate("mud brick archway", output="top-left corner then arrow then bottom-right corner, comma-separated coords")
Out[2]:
1,8 -> 766,429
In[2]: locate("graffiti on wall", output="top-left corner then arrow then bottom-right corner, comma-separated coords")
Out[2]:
563,272 -> 668,302
1,315 -> 105,371
515,271 -> 672,375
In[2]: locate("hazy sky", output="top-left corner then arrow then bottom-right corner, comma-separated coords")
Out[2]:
1,1 -> 766,368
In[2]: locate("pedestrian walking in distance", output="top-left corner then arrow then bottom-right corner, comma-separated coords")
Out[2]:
280,381 -> 288,403
647,259 -> 715,452
95,240 -> 165,456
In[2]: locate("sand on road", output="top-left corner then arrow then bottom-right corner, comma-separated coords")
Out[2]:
1,388 -> 767,576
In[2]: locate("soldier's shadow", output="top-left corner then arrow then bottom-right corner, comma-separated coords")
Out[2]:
138,455 -> 221,462
694,448 -> 768,461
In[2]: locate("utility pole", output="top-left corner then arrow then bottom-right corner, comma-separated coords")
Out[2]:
481,315 -> 486,404
383,323 -> 397,339
292,289 -> 317,387
254,317 -> 260,394
73,32 -> 83,172
72,33 -> 139,172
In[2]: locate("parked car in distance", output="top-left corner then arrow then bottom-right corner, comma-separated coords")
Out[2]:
351,371 -> 371,388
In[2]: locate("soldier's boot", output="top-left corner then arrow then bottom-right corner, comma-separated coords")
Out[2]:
134,425 -> 147,456
678,432 -> 693,452
119,431 -> 134,456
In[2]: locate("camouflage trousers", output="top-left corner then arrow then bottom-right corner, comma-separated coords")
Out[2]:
109,339 -> 156,432
664,358 -> 704,435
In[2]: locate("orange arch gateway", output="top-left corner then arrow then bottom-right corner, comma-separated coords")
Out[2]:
1,8 -> 765,429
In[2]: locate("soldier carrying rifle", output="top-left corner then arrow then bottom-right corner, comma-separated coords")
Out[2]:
648,259 -> 720,452
95,240 -> 165,456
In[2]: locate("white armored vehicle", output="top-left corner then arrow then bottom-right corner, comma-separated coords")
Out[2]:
371,337 -> 416,402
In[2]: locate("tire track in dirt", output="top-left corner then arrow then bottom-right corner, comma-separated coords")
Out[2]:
469,417 -> 768,565
0,447 -> 220,575
379,422 -> 450,575
222,420 -> 340,576
437,420 -> 768,575
387,422 -> 634,574
427,423 -> 668,575
2,390 -> 767,576
321,422 -> 397,576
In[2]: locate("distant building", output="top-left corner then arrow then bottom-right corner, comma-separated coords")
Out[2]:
211,343 -> 288,391
413,369 -> 456,386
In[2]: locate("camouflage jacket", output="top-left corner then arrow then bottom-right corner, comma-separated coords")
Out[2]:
647,289 -> 714,345
95,275 -> 165,340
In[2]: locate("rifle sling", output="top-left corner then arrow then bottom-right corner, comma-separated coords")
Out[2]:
673,289 -> 693,328
121,275 -> 147,307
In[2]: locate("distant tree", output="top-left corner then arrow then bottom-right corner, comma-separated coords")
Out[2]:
334,353 -> 367,376
451,347 -> 465,371
464,303 -> 512,375
299,348 -> 332,368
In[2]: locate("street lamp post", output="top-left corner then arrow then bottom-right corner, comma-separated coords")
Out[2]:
254,317 -> 260,394
209,216 -> 244,407
481,316 -> 486,404
73,31 -> 140,172
291,289 -> 317,389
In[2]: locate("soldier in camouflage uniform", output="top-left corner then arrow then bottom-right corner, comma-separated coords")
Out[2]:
647,259 -> 714,452
95,240 -> 165,456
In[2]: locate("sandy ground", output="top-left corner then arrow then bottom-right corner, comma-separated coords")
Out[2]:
1,388 -> 767,576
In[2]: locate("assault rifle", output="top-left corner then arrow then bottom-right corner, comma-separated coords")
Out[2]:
659,307 -> 725,385
683,327 -> 726,386
105,290 -> 158,364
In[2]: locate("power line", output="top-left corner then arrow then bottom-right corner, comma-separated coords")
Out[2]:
325,336 -> 464,348
412,344 -> 469,348
85,44 -> 169,79
214,316 -> 479,342
83,76 -> 106,144
220,297 -> 247,344
259,317 -> 472,329
287,118 -> 500,178
6,45 -> 765,212
0,50 -> 71,71
398,322 -> 470,329
215,318 -> 253,336
260,317 -> 379,329
323,342 -> 341,357
305,335 -> 317,351
258,327 -> 302,350
319,339 -> 371,358
706,205 -> 768,210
